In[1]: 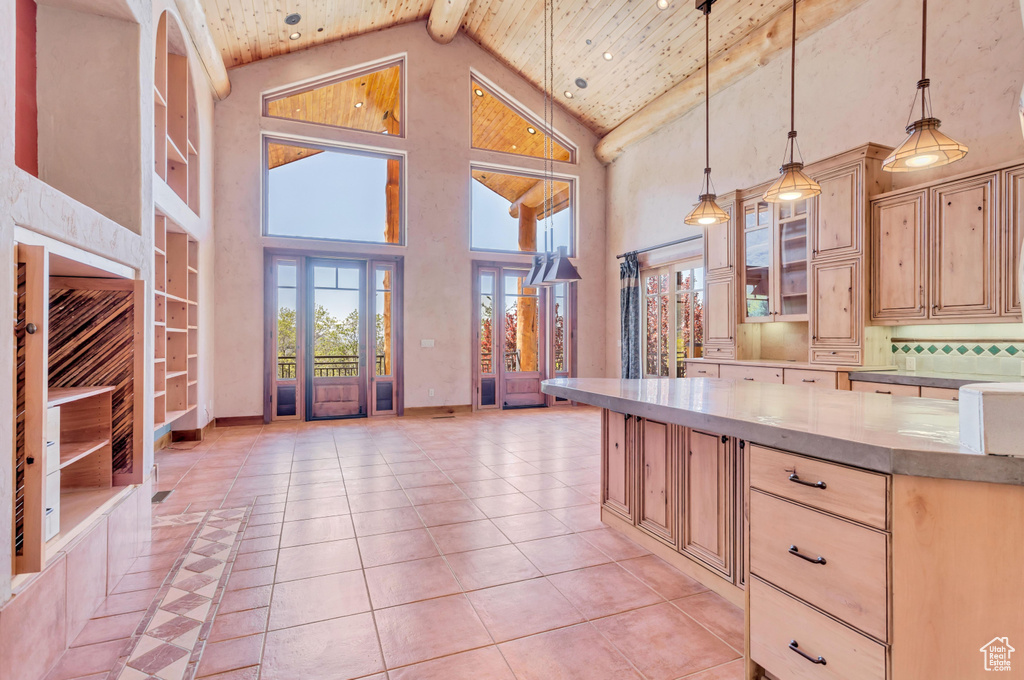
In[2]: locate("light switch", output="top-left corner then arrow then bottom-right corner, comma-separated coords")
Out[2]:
421,339 -> 435,348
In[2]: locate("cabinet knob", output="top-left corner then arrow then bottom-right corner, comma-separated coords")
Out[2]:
25,323 -> 37,334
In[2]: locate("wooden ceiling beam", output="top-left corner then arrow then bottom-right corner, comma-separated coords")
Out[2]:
427,0 -> 473,44
594,0 -> 870,164
175,0 -> 231,99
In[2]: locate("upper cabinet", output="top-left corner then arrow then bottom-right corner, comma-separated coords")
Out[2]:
870,164 -> 1021,324
740,196 -> 810,323
812,163 -> 861,259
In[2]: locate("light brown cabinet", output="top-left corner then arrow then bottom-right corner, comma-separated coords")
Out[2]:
682,430 -> 732,576
703,196 -> 738,360
812,162 -> 861,258
636,418 -> 676,545
740,195 -> 811,323
704,215 -> 734,276
601,410 -> 632,522
871,189 -> 928,321
811,259 -> 859,348
1003,166 -> 1024,316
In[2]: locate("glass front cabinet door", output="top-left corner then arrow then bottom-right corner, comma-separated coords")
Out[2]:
741,196 -> 811,323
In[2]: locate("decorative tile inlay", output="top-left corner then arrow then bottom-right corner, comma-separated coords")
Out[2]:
892,341 -> 1024,359
111,506 -> 253,680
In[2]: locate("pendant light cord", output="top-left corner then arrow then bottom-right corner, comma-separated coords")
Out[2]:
788,0 -> 796,164
704,11 -> 710,179
920,0 -> 928,120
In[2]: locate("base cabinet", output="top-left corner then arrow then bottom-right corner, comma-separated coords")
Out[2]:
682,430 -> 732,577
601,410 -> 633,522
636,418 -> 677,545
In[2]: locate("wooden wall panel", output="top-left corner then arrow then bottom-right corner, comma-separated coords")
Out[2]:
47,287 -> 136,476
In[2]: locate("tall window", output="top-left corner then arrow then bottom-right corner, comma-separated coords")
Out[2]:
675,265 -> 705,375
470,167 -> 574,255
264,138 -> 403,245
643,260 -> 705,377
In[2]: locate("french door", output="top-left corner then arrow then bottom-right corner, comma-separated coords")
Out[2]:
643,260 -> 705,378
268,254 -> 401,421
474,263 -> 574,410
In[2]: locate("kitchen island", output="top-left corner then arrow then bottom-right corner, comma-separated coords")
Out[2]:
542,377 -> 1024,680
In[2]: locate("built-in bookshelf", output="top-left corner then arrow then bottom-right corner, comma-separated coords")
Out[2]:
154,213 -> 198,429
154,11 -> 200,214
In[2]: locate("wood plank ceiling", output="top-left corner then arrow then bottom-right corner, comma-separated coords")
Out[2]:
202,0 -> 804,135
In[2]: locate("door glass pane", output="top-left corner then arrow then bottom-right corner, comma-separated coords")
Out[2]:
692,290 -> 704,359
276,261 -> 298,416
659,291 -> 669,376
553,283 -> 566,372
480,272 -> 495,375
645,292 -> 658,376
314,266 -> 361,377
503,272 -> 539,373
779,201 -> 809,316
375,266 -> 393,377
745,202 -> 771,318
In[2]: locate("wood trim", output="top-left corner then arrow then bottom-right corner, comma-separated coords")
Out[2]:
871,157 -> 1024,202
403,405 -> 473,417
170,420 -> 214,442
214,415 -> 265,428
154,430 -> 173,452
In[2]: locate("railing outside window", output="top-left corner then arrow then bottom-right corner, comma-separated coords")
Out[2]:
278,355 -> 386,378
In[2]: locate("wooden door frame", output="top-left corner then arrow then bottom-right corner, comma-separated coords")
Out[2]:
263,249 -> 404,422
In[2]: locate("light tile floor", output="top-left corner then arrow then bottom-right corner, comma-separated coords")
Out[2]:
45,406 -> 744,680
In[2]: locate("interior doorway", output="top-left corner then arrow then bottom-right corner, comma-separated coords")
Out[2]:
473,262 -> 575,410
267,253 -> 402,421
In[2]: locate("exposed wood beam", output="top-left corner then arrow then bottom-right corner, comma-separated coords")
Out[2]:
509,179 -> 548,218
594,0 -> 869,164
427,0 -> 472,44
174,0 -> 231,100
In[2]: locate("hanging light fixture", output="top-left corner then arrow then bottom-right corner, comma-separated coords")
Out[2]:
684,1 -> 729,227
883,0 -> 967,172
763,0 -> 821,204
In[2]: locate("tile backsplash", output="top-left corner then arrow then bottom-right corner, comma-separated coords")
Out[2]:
892,341 -> 1024,375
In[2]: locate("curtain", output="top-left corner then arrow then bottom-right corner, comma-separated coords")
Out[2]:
620,253 -> 641,379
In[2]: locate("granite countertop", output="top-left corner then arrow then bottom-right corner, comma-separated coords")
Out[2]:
541,377 -> 1024,487
848,369 -> 1024,389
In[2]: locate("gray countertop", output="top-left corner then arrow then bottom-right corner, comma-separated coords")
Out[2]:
541,377 -> 1024,487
848,369 -> 1024,389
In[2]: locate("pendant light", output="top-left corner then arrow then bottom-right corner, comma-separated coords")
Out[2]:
763,0 -> 821,204
882,0 -> 967,172
684,1 -> 730,227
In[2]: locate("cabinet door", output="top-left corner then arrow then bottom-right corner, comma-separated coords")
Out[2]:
683,430 -> 732,575
704,204 -> 734,275
871,190 -> 927,321
1003,166 -> 1024,316
775,199 -> 811,320
602,409 -> 632,521
931,174 -> 997,318
742,198 -> 773,321
811,259 -> 859,347
704,277 -> 735,348
812,163 -> 861,259
636,418 -> 676,545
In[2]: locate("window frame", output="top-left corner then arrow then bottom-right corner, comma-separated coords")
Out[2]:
262,133 -> 407,247
468,161 -> 578,257
261,55 -> 407,138
642,258 -> 705,378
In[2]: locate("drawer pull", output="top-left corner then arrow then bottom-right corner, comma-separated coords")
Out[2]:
875,389 -> 891,394
788,545 -> 827,565
801,379 -> 816,383
788,472 -> 826,489
789,640 -> 827,666
744,377 -> 755,381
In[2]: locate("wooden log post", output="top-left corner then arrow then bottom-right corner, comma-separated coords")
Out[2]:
384,113 -> 401,244
427,0 -> 472,44
517,205 -> 539,373
174,0 -> 231,100
594,0 -> 870,164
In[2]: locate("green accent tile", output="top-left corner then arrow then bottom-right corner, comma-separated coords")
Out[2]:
901,345 -> 912,353
972,346 -> 985,355
914,345 -> 925,354
891,344 -> 899,354
942,345 -> 954,354
988,346 -> 1001,356
1007,346 -> 1019,356
957,345 -> 969,355
927,345 -> 938,354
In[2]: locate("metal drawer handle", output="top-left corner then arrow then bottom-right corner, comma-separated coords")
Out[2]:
801,379 -> 816,383
789,640 -> 827,666
875,389 -> 892,395
789,545 -> 827,565
744,377 -> 755,381
788,473 -> 826,489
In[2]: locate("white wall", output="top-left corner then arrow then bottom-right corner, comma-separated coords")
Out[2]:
213,21 -> 608,417
605,0 -> 1024,373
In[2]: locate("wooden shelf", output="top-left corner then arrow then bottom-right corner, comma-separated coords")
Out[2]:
167,135 -> 187,164
155,247 -> 165,256
163,406 -> 196,424
166,370 -> 188,379
47,386 -> 115,408
187,325 -> 198,330
187,354 -> 198,359
59,439 -> 111,469
155,321 -> 165,327
154,357 -> 165,364
187,266 -> 198,274
154,85 -> 167,107
187,139 -> 198,156
155,390 -> 166,398
45,486 -> 133,558
188,380 -> 198,387
165,292 -> 188,304
166,327 -> 188,334
155,290 -> 166,297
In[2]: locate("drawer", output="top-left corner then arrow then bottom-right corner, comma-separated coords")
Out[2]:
750,491 -> 888,640
45,471 -> 61,541
46,406 -> 61,475
784,369 -> 837,390
720,364 -> 784,384
811,348 -> 861,365
749,446 -> 888,529
687,363 -> 720,378
920,386 -> 959,401
851,381 -> 920,397
750,578 -> 887,680
704,345 -> 735,359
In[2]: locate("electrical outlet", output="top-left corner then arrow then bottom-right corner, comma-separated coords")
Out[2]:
906,356 -> 917,372
421,339 -> 435,348
429,388 -> 435,397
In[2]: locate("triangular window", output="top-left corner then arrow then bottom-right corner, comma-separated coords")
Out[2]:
472,77 -> 575,162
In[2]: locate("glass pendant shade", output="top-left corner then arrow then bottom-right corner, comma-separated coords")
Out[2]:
882,116 -> 967,172
542,246 -> 582,284
684,193 -> 730,226
763,161 -> 821,203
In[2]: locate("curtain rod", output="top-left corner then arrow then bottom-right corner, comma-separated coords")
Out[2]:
615,234 -> 703,260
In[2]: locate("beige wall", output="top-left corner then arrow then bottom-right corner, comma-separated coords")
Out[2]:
213,21 -> 608,417
605,0 -> 1024,374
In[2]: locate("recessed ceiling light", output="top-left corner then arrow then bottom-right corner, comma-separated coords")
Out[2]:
354,102 -> 363,108
512,145 -> 517,149
575,78 -> 588,89
603,52 -> 613,60
527,127 -> 537,135
657,0 -> 669,8
285,12 -> 301,24
564,91 -> 573,98
474,88 -> 484,97
289,31 -> 301,40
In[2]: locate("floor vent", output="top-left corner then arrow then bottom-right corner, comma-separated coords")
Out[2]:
151,490 -> 174,504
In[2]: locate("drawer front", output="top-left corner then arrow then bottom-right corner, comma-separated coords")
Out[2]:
720,364 -> 784,384
749,446 -> 888,529
851,381 -> 920,397
920,386 -> 959,401
687,363 -> 720,378
46,406 -> 61,475
704,345 -> 735,360
750,491 -> 888,640
811,348 -> 861,365
750,578 -> 887,680
784,369 -> 838,390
